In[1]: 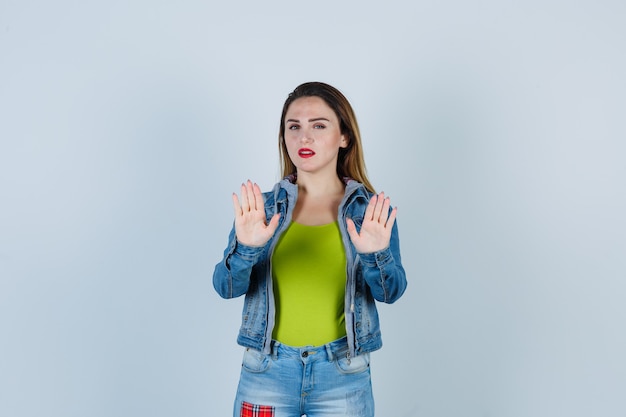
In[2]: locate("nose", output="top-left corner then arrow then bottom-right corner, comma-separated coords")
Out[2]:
299,127 -> 314,143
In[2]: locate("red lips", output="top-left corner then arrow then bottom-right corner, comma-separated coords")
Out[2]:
298,148 -> 315,158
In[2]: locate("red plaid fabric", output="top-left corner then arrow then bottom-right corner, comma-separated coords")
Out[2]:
240,401 -> 275,417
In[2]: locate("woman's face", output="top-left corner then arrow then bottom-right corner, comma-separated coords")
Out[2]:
283,96 -> 347,177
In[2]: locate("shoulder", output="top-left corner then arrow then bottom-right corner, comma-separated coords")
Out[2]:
262,178 -> 297,207
343,178 -> 373,202
341,179 -> 373,222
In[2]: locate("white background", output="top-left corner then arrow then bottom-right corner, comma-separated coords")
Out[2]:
1,1 -> 624,416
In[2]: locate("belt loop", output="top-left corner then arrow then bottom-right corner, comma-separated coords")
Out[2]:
271,340 -> 280,360
325,343 -> 334,362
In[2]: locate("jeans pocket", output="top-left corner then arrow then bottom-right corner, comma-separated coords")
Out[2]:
335,352 -> 370,374
241,348 -> 272,373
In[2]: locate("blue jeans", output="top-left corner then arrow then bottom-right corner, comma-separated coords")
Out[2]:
233,337 -> 375,417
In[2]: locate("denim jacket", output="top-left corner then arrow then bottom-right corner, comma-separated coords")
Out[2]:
213,176 -> 407,357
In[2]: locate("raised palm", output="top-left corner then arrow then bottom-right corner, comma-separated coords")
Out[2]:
232,180 -> 280,247
346,192 -> 397,254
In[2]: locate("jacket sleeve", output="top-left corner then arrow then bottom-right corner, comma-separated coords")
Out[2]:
357,220 -> 407,303
212,225 -> 266,299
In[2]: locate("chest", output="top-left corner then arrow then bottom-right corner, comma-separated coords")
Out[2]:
291,193 -> 343,226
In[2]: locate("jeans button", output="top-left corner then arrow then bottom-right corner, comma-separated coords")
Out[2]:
302,351 -> 308,358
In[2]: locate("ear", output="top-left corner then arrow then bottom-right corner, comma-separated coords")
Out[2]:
340,134 -> 349,148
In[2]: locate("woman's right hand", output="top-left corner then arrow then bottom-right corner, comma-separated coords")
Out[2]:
232,180 -> 280,247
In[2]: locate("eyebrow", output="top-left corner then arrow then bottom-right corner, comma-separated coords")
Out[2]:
286,117 -> 331,123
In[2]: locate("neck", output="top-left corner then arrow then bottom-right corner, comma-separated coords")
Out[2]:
295,170 -> 345,197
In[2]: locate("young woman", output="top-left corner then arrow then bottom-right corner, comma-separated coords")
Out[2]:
213,82 -> 407,417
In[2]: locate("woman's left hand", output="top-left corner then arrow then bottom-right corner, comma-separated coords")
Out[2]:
346,192 -> 397,254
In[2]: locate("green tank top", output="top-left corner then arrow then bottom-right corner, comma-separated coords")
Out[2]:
271,221 -> 347,347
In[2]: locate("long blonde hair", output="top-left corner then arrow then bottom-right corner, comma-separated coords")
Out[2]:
278,82 -> 375,193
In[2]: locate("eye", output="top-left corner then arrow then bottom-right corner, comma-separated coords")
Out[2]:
288,124 -> 300,130
313,124 -> 326,129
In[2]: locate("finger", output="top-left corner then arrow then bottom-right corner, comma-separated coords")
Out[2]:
267,213 -> 281,233
346,218 -> 359,241
232,193 -> 242,217
245,180 -> 256,210
364,194 -> 377,221
385,206 -> 398,229
372,192 -> 385,223
239,183 -> 250,212
380,196 -> 392,224
253,182 -> 264,212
